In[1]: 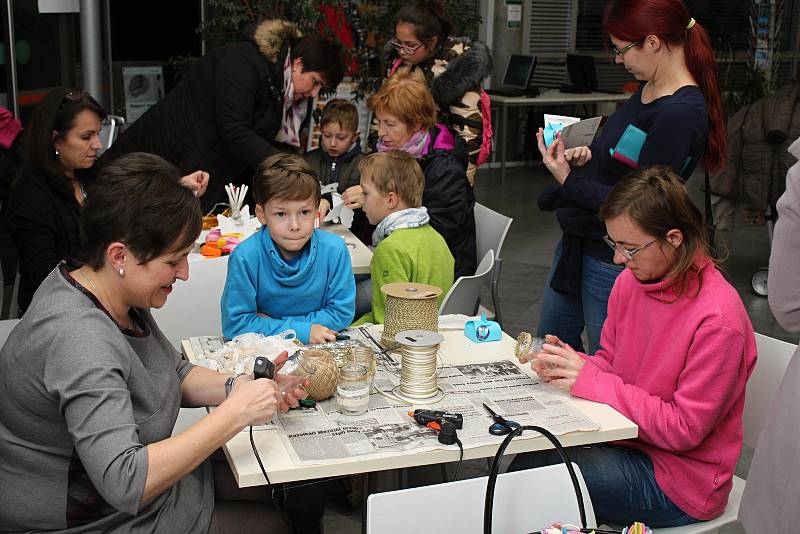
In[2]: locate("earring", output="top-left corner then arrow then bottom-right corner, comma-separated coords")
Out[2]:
118,268 -> 125,278
55,148 -> 60,157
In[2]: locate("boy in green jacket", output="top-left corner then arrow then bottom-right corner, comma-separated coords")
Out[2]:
354,150 -> 454,324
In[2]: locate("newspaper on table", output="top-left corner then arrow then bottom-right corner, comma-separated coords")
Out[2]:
275,348 -> 600,466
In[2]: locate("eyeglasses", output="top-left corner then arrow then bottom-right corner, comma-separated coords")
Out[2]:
602,234 -> 659,261
388,39 -> 424,55
610,40 -> 642,57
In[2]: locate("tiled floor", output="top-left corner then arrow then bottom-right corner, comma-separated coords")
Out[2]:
322,163 -> 788,533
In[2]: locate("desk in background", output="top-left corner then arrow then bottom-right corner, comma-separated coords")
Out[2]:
489,89 -> 630,183
188,328 -> 637,487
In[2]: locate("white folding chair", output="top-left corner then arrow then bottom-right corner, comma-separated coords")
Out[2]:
439,250 -> 494,317
366,463 -> 595,534
151,256 -> 229,349
98,114 -> 126,154
0,318 -> 20,350
474,203 -> 513,326
653,332 -> 796,533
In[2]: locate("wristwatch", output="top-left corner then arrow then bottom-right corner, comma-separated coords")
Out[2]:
224,373 -> 246,398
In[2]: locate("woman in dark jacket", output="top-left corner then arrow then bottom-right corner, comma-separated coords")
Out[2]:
3,89 -> 106,313
367,66 -> 476,279
99,20 -> 344,211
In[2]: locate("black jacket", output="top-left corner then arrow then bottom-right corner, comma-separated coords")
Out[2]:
419,126 -> 477,279
99,20 -> 301,211
3,167 -> 87,312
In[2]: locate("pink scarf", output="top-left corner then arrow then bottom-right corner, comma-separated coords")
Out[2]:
376,128 -> 429,159
274,50 -> 308,148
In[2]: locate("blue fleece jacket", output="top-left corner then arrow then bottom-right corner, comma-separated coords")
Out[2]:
221,227 -> 356,343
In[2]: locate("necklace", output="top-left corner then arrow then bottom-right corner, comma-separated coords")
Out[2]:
78,268 -> 134,331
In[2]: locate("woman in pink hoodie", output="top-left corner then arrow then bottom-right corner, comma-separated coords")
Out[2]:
511,166 -> 756,528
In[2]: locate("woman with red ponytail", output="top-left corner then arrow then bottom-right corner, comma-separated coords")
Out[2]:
535,0 -> 726,357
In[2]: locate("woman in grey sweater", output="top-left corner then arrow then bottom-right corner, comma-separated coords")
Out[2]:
0,153 -> 303,533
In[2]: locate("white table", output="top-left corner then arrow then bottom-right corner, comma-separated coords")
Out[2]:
489,89 -> 631,183
194,328 -> 637,488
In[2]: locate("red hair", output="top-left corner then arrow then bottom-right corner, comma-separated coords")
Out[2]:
603,0 -> 726,174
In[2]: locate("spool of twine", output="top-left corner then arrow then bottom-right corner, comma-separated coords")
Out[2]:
301,348 -> 338,401
381,282 -> 442,347
393,330 -> 444,402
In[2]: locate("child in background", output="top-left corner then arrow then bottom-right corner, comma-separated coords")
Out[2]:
221,154 -> 355,344
304,98 -> 373,245
354,151 -> 454,324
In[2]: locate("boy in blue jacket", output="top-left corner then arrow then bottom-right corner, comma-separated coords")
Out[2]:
221,153 -> 356,344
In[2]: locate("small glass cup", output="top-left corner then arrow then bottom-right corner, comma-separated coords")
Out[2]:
278,352 -> 317,392
336,363 -> 370,415
347,345 -> 376,386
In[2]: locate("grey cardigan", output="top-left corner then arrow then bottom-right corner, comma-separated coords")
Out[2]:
0,264 -> 212,532
739,137 -> 800,531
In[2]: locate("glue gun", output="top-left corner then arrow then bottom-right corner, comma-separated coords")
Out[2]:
408,409 -> 464,429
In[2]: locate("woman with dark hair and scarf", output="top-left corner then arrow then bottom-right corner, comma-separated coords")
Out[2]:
100,20 -> 345,211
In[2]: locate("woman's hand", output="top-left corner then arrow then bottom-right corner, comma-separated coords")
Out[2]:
180,171 -> 210,197
564,146 -> 592,167
310,324 -> 337,344
529,334 -> 585,392
536,128 -> 570,185
341,185 -> 363,209
225,376 -> 281,426
318,198 -> 331,220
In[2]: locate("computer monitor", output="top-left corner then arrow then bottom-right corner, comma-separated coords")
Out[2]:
566,54 -> 598,92
502,54 -> 537,91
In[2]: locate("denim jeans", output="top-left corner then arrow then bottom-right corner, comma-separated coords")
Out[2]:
537,239 -> 624,354
508,445 -> 698,528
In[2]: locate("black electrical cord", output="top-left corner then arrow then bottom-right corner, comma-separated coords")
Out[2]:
249,425 -> 275,498
452,437 -> 464,482
483,425 -> 588,534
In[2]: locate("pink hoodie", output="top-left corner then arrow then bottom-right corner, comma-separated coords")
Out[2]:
572,258 -> 756,520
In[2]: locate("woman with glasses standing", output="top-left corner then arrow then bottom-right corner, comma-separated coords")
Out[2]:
513,167 -> 756,528
386,0 -> 491,185
535,0 -> 726,354
2,88 -> 207,315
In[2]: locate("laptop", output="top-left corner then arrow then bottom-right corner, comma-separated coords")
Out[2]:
488,54 -> 539,97
560,54 -> 624,94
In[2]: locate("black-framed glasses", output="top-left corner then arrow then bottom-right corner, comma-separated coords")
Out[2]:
387,38 -> 423,55
610,40 -> 643,57
603,234 -> 659,261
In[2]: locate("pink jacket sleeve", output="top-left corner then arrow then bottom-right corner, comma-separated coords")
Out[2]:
572,323 -> 749,452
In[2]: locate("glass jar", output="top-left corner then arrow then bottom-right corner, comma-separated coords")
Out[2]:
280,352 -> 317,379
347,345 -> 376,384
336,363 -> 370,415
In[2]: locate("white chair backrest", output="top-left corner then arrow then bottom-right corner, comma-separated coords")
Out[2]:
439,250 -> 494,316
474,202 -> 513,264
745,333 -> 797,448
366,463 -> 595,534
97,115 -> 126,154
0,318 -> 21,350
151,256 -> 228,349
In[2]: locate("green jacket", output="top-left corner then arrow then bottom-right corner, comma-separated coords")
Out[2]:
354,224 -> 454,325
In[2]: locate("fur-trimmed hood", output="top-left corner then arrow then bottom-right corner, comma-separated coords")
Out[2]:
430,39 -> 491,106
248,19 -> 302,63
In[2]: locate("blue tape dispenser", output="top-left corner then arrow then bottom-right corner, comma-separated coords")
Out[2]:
464,315 -> 502,343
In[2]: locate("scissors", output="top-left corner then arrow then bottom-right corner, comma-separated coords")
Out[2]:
483,403 -> 521,436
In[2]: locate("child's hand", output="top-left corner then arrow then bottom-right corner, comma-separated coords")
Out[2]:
309,324 -> 337,344
564,146 -> 592,167
342,185 -> 363,209
318,198 -> 331,220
